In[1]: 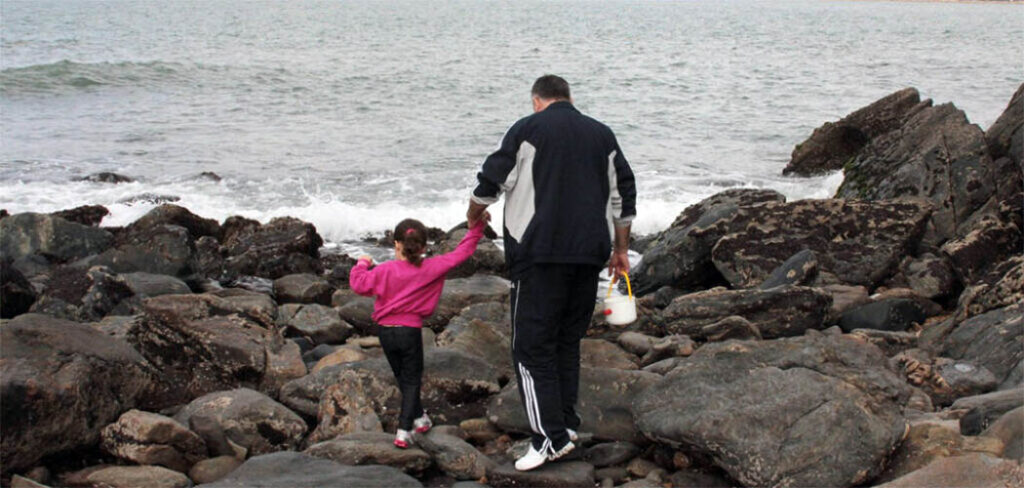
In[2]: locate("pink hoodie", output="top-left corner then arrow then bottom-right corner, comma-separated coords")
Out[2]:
349,224 -> 485,328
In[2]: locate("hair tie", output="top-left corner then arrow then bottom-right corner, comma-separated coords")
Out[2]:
405,228 -> 416,236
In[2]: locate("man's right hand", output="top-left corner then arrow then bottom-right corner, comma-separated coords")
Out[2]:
609,250 -> 630,278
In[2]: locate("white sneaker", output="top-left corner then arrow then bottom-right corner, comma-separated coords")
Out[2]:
413,413 -> 432,434
566,428 -> 579,442
548,441 -> 575,461
515,444 -> 548,471
394,429 -> 413,449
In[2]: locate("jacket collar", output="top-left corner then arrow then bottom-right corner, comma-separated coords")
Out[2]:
546,100 -> 577,112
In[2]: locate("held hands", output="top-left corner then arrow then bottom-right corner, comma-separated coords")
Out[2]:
467,210 -> 492,229
608,250 -> 630,278
358,255 -> 373,265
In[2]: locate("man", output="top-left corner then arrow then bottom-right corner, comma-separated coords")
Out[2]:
466,75 -> 636,471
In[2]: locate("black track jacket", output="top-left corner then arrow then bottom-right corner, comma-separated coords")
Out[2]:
472,101 -> 637,276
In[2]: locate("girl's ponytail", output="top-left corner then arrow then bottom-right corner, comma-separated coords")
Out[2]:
394,218 -> 427,266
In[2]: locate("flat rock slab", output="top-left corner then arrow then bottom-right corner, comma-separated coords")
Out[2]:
305,432 -> 432,473
101,409 -> 206,472
875,453 -> 1024,488
196,451 -> 422,487
173,388 -> 307,456
82,465 -> 192,488
656,285 -> 831,339
633,334 -> 911,488
487,461 -> 596,488
416,431 -> 495,480
937,302 -> 1022,389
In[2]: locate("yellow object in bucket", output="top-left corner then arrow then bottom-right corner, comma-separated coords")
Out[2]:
603,272 -> 636,325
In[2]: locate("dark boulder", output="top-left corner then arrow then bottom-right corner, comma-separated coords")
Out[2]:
195,451 -> 422,487
784,87 -> 922,176
757,249 -> 818,289
174,388 -> 307,455
121,272 -> 191,297
100,409 -> 207,473
630,189 -> 786,295
654,285 -> 831,339
1,257 -> 36,318
940,214 -> 1021,286
487,461 -> 595,488
955,389 -> 1024,435
51,204 -> 110,227
633,334 -> 911,488
304,432 -> 432,473
986,82 -> 1023,163
222,217 -> 323,280
0,212 -> 113,263
277,303 -> 353,345
953,256 -> 1022,321
584,442 -> 641,468
90,224 -> 197,280
487,367 -> 659,443
838,298 -> 928,333
424,274 -> 510,330
982,406 -> 1024,461
430,225 -> 506,278
1,314 -> 152,474
127,204 -> 221,241
280,349 -> 502,428
75,172 -> 134,184
711,199 -> 931,289
935,302 -> 1022,390
836,102 -> 998,245
415,431 -> 496,480
898,253 -> 958,301
272,273 -> 333,305
128,294 -> 304,407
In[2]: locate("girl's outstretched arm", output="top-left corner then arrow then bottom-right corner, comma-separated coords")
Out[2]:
431,222 -> 486,273
349,256 -> 379,296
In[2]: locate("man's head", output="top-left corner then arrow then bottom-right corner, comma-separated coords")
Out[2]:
531,75 -> 571,113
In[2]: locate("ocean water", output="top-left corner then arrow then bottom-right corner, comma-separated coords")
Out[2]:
2,0 -> 1021,244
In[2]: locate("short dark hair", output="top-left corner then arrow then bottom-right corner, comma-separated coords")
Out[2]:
531,75 -> 571,100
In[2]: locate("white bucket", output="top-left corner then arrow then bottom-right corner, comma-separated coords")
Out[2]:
603,294 -> 637,325
603,272 -> 637,325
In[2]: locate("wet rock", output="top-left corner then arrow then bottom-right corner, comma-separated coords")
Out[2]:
222,217 -> 323,280
336,296 -> 376,334
630,189 -> 786,295
304,371 -> 384,446
487,461 -> 595,488
581,339 -> 638,370
0,314 -> 152,474
305,432 -> 432,473
189,456 -> 243,484
128,293 -> 302,406
90,224 -> 197,279
633,334 -> 911,487
51,204 -> 109,227
982,406 -> 1023,461
0,212 -> 113,263
650,286 -> 684,309
838,298 -> 927,333
277,303 -> 353,345
310,345 -> 367,373
128,204 -> 221,241
197,171 -> 222,182
322,253 -> 357,289
836,102 -> 997,245
195,235 -> 227,281
583,442 -> 640,468
122,272 -> 191,297
173,388 -> 307,455
76,171 -> 134,184
954,256 -> 1023,320
899,253 -> 958,301
424,275 -> 510,330
281,349 -> 502,428
655,285 -> 831,339
273,273 -> 333,305
711,199 -> 931,289
74,465 -> 192,488
488,367 -> 659,443
874,453 -> 1024,488
940,215 -> 1021,286
954,389 -> 1024,435
701,315 -> 762,342
784,87 -> 922,176
876,422 -> 1006,483
117,193 -> 181,205
986,82 -> 1023,163
758,249 -> 819,290
935,302 -> 1022,389
195,451 -> 422,487
1,257 -> 36,318
100,409 -> 207,473
416,431 -> 495,480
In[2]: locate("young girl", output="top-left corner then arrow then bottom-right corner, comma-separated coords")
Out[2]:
349,216 -> 487,448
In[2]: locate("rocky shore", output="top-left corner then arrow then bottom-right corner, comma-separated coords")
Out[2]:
1,83 -> 1021,488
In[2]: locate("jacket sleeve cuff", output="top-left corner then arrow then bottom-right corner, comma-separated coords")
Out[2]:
613,215 -> 635,227
471,193 -> 499,206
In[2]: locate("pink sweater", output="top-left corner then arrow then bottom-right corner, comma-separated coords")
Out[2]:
349,224 -> 485,328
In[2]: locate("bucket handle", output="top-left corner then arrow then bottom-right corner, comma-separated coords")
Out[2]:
606,271 -> 634,300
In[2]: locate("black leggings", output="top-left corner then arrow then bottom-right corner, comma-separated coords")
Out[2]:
379,325 -> 424,431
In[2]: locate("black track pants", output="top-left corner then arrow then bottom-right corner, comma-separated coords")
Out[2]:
510,263 -> 600,454
379,325 -> 424,431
